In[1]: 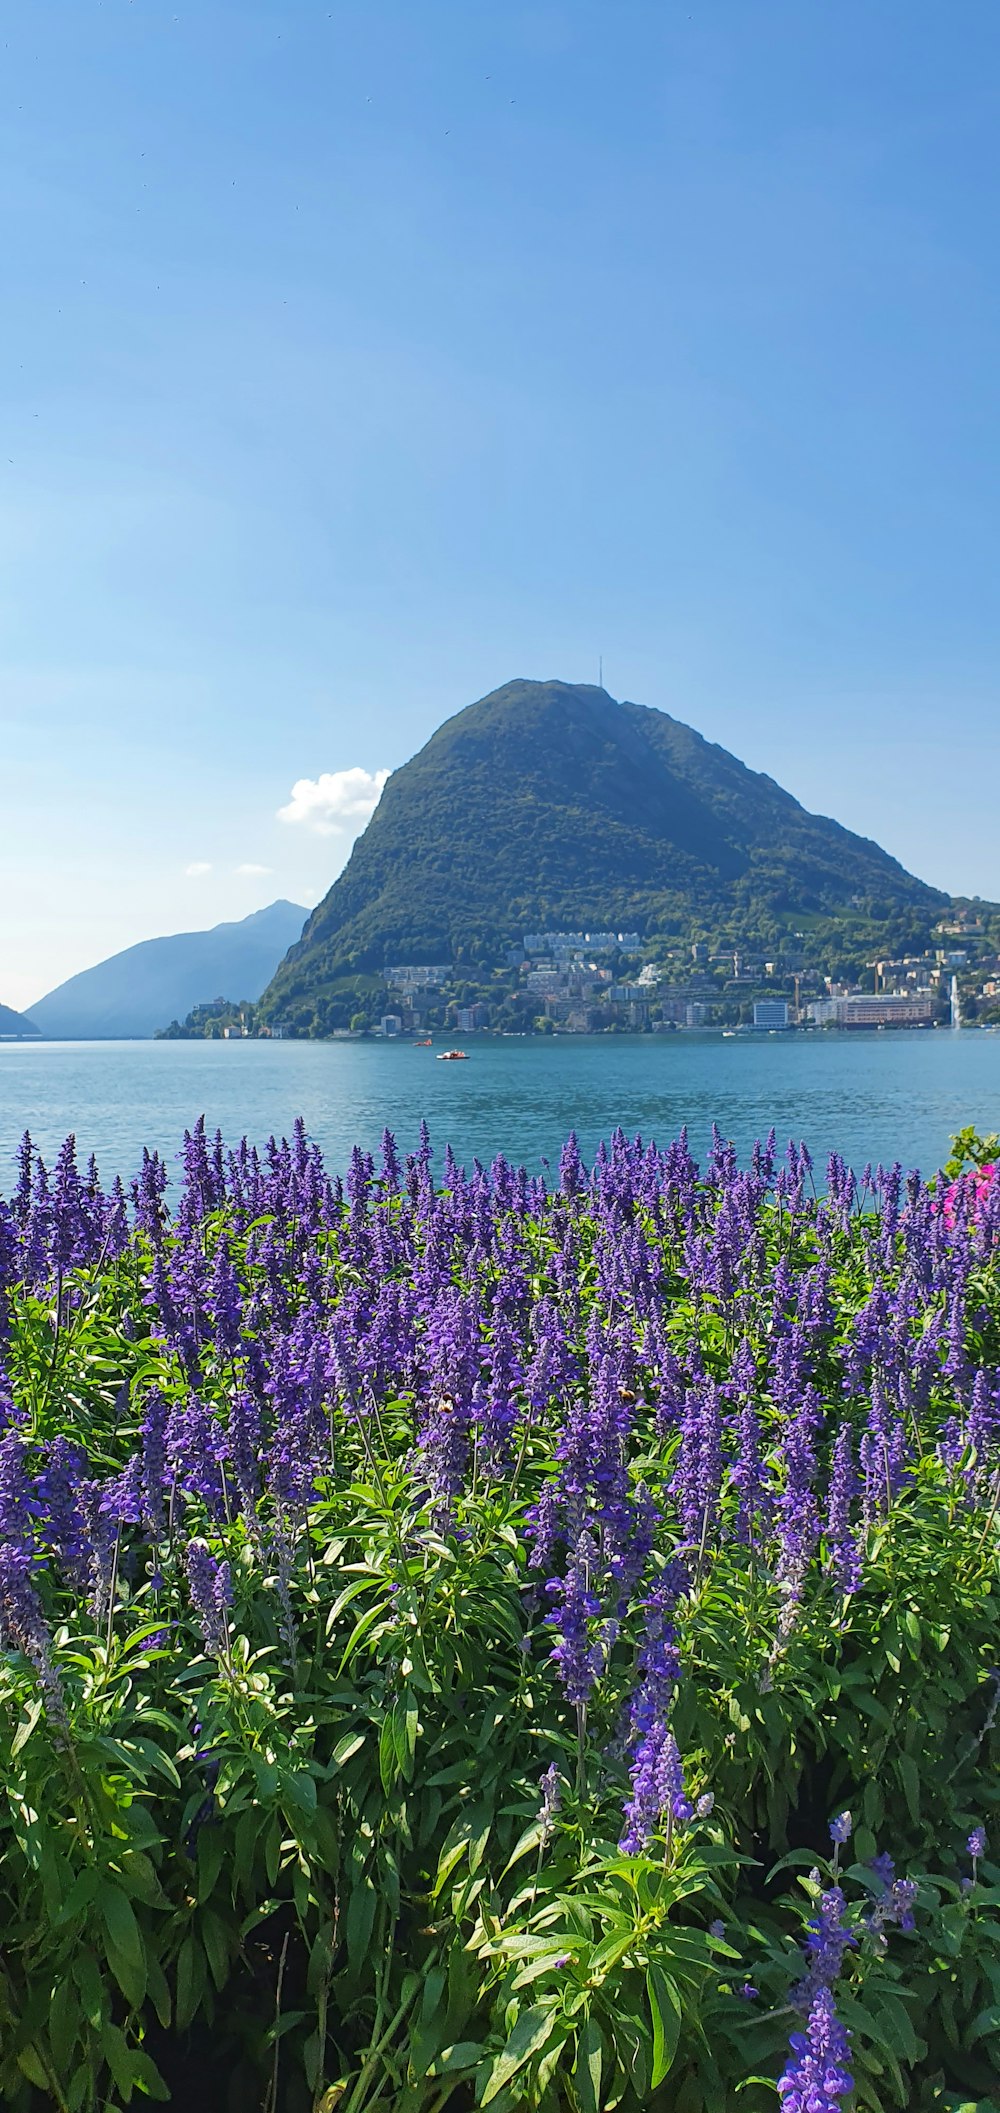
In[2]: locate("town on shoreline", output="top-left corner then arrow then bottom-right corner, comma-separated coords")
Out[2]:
161,907 -> 1000,1041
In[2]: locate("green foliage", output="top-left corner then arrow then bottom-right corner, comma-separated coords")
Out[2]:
155,999 -> 259,1041
1,1167 -> 999,2109
944,1129 -> 1000,1178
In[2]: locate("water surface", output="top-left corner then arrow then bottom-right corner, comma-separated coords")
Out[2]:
2,1031 -> 998,1188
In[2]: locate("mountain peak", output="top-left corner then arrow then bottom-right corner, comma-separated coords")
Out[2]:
259,677 -> 945,1032
0,1001 -> 39,1038
27,900 -> 308,1040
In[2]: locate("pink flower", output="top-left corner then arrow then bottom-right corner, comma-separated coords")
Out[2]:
940,1163 -> 996,1232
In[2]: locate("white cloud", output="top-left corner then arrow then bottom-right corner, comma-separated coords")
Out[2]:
277,765 -> 390,836
183,861 -> 213,877
235,862 -> 272,876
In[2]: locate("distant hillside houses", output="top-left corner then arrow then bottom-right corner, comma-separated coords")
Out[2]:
385,965 -> 451,992
522,930 -> 641,959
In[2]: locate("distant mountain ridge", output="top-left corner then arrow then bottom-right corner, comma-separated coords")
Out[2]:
27,901 -> 307,1040
0,1002 -> 39,1038
260,679 -> 946,1028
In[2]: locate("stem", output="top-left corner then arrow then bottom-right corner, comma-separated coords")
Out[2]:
341,1980 -> 417,2113
38,1264 -> 64,1420
105,1525 -> 122,1660
976,1465 -> 1000,1552
695,1498 -> 711,1588
264,1930 -> 290,2113
576,1700 -> 587,1801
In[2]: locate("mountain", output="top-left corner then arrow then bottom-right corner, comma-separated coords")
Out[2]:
260,680 -> 946,1027
0,1002 -> 39,1038
27,902 -> 308,1040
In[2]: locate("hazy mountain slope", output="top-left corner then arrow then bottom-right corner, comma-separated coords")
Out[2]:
0,1003 -> 39,1037
260,680 -> 944,1023
27,901 -> 307,1039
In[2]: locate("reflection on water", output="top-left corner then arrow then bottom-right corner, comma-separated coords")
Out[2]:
1,1031 -> 998,1187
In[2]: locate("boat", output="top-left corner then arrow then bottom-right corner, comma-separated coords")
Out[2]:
722,1030 -> 736,1038
436,1049 -> 469,1061
414,1038 -> 432,1046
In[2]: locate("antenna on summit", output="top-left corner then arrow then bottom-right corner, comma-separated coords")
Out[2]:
599,654 -> 603,690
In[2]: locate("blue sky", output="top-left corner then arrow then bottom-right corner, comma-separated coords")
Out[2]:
2,0 -> 999,1008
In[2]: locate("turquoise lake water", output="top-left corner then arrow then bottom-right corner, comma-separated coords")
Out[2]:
2,1031 -> 999,1188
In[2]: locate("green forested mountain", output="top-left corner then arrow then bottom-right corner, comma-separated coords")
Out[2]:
260,679 -> 947,1029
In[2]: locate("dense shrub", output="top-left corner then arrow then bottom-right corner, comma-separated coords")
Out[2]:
0,1121 -> 998,2112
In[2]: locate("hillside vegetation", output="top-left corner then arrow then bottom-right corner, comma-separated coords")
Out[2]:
260,681 -> 945,1031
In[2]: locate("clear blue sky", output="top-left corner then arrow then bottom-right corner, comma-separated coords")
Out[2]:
3,0 -> 999,1009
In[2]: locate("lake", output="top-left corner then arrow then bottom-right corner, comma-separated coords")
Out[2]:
2,1031 -> 999,1189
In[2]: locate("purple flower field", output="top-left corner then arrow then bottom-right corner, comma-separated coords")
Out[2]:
0,1118 -> 998,2112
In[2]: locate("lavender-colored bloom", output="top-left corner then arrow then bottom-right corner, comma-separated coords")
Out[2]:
794,1887 -> 857,2009
0,1545 -> 67,1726
672,1380 -> 723,1555
209,1232 -> 242,1358
869,1852 -> 895,1887
0,1431 -> 36,1551
620,1720 -> 693,1854
774,1388 -> 823,1616
860,1384 -> 910,1523
185,1540 -> 233,1658
546,1527 -> 604,1707
825,1426 -> 861,1596
139,1390 -> 169,1539
968,1826 -> 987,1863
829,1811 -> 852,1846
777,1987 -> 853,2112
37,1437 -> 92,1591
538,1762 -> 562,1842
730,1397 -> 770,1547
559,1131 -> 585,1198
888,1877 -> 918,1930
228,1388 -> 263,1519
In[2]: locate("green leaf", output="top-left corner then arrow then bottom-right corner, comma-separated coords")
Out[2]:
426,2041 -> 485,2077
100,1887 -> 147,2011
128,2049 -> 170,2102
281,1769 -> 318,1825
146,1953 -> 172,2031
432,1820 -> 472,1900
345,1877 -> 377,1979
12,1697 -> 43,1756
379,1711 -> 399,1793
481,2005 -> 558,2106
574,2018 -> 604,2113
17,2047 -> 51,2093
199,1908 -> 231,1992
196,1824 -> 227,1902
175,1935 -> 206,2031
647,1964 -> 682,2088
897,1752 -> 920,1825
101,2023 -> 135,2104
73,1950 -> 106,2029
50,1977 -> 81,2073
502,1820 -> 546,1876
330,1731 -> 366,1767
